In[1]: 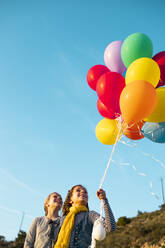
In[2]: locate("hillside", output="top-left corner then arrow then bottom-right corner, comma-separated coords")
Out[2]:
97,203 -> 165,248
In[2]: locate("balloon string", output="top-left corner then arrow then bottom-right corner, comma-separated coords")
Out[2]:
111,159 -> 160,200
99,122 -> 122,189
99,199 -> 104,219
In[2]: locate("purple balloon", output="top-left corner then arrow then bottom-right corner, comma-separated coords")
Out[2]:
104,40 -> 126,74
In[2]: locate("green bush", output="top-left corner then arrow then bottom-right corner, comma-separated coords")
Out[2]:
117,216 -> 131,226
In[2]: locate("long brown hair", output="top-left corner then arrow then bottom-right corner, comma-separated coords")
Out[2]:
62,185 -> 89,216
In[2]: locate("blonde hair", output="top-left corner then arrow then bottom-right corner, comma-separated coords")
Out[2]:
44,192 -> 60,216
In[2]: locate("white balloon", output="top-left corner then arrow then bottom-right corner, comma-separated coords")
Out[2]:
92,218 -> 106,241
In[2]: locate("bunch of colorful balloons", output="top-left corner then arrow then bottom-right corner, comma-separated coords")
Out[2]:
86,33 -> 165,145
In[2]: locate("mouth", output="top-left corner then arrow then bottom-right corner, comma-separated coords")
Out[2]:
79,194 -> 87,199
55,200 -> 62,205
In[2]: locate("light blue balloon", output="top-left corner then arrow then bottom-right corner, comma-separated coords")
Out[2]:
141,122 -> 165,143
122,70 -> 126,78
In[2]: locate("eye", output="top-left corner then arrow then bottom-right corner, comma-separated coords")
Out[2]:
81,188 -> 87,193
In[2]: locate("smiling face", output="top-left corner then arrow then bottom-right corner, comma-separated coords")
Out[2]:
48,193 -> 63,209
44,192 -> 63,215
70,186 -> 88,206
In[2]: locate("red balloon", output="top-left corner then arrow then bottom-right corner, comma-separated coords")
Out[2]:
153,51 -> 165,88
97,99 -> 116,119
152,51 -> 165,61
87,65 -> 110,91
96,72 -> 125,114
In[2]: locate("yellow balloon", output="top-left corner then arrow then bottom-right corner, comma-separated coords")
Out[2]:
95,118 -> 121,145
144,87 -> 165,122
126,57 -> 160,87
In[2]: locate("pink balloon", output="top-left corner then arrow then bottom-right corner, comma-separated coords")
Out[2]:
104,41 -> 126,74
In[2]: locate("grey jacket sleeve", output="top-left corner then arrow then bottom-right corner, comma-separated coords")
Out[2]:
89,199 -> 116,233
24,218 -> 38,248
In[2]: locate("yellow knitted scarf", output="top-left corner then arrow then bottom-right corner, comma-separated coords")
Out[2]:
54,205 -> 88,248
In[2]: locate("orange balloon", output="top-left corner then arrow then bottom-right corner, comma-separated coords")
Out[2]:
122,120 -> 144,140
120,80 -> 157,124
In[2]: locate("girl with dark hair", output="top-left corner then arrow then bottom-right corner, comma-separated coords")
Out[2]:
54,185 -> 116,248
24,192 -> 63,248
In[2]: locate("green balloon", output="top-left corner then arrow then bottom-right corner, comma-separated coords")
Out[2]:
121,33 -> 153,68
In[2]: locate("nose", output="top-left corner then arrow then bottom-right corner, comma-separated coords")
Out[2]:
57,197 -> 62,202
81,189 -> 87,195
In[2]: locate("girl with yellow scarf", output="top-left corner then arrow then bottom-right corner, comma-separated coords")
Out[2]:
54,184 -> 116,248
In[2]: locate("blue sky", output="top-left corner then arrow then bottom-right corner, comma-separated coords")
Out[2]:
0,0 -> 165,241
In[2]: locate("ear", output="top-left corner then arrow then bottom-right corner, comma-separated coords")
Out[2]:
46,202 -> 50,208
